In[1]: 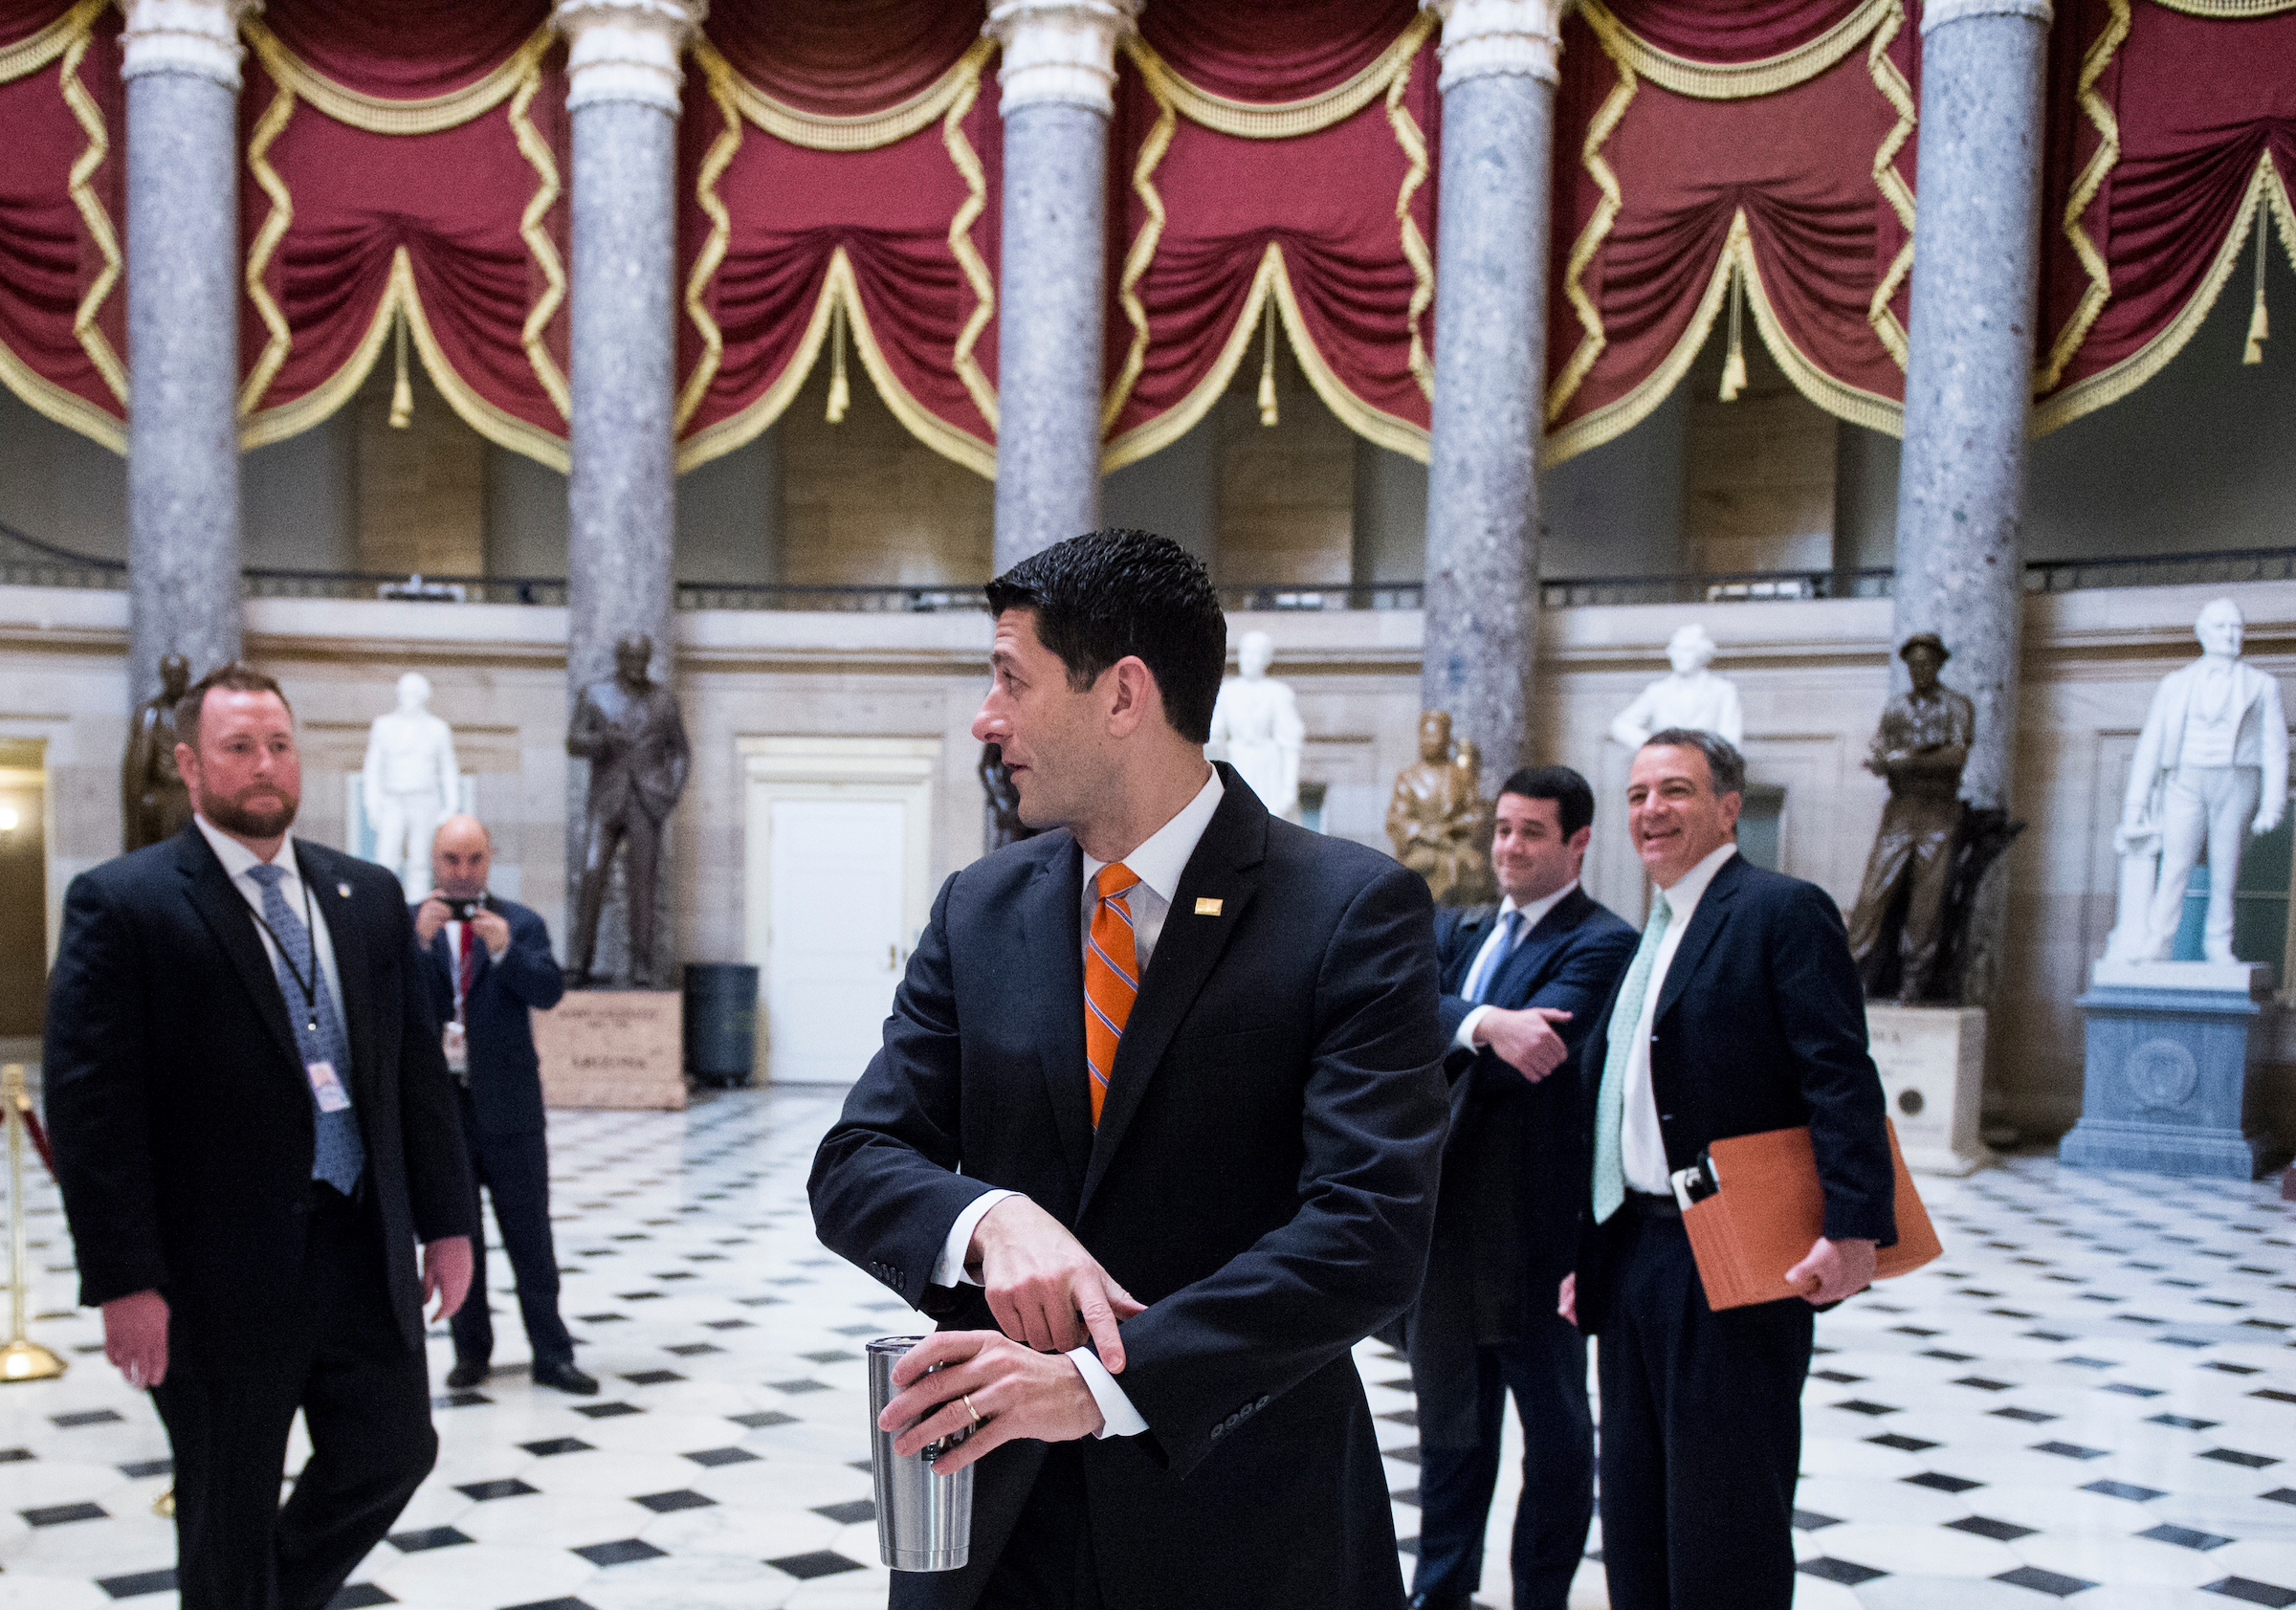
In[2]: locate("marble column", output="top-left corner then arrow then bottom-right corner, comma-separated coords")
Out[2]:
1418,0 -> 1560,783
121,0 -> 254,706
985,0 -> 1136,573
555,0 -> 699,985
1889,0 -> 2051,816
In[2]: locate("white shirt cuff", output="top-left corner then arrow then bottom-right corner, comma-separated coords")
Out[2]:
931,1190 -> 1018,1289
1455,1004 -> 1493,1052
1066,1347 -> 1149,1438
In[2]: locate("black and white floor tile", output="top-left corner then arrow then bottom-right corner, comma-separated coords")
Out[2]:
0,1087 -> 2286,1610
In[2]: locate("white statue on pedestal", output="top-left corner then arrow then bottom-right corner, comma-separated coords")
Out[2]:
1208,629 -> 1305,823
2106,598 -> 2287,964
1609,623 -> 1744,748
362,673 -> 460,897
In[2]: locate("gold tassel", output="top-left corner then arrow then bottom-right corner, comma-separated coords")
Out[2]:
1256,298 -> 1279,427
826,295 -> 850,423
387,306 -> 413,429
2244,217 -> 2269,366
1719,263 -> 1747,402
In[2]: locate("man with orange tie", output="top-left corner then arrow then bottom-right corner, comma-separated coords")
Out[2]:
811,529 -> 1449,1610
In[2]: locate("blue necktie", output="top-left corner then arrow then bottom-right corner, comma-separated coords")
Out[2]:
1468,910 -> 1524,1005
247,863 -> 366,1195
1592,893 -> 1672,1224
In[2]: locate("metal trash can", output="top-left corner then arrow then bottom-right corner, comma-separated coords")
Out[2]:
682,963 -> 759,1087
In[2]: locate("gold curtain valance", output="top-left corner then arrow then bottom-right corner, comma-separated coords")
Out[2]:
240,17 -> 550,136
2147,0 -> 2296,15
0,0 -> 104,85
1121,11 -> 1435,141
1575,0 -> 1896,100
694,35 -> 993,151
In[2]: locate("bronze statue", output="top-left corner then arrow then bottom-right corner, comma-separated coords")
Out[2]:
1847,633 -> 1976,1002
980,742 -> 1038,850
122,652 -> 194,850
566,633 -> 691,989
1384,711 -> 1496,906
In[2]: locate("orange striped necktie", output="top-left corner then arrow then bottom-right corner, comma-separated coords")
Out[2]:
1084,862 -> 1141,1127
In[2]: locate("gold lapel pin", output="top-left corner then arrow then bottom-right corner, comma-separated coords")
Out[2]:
337,882 -> 352,898
1194,897 -> 1224,916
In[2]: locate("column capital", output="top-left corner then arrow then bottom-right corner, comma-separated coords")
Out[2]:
554,0 -> 705,115
985,0 -> 1139,118
119,0 -> 260,89
1423,0 -> 1562,91
1921,0 -> 2051,33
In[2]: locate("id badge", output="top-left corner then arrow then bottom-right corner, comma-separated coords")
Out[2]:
442,1020 -> 469,1073
306,1060 -> 351,1113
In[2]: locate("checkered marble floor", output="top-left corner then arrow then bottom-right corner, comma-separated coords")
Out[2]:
0,1086 -> 2286,1610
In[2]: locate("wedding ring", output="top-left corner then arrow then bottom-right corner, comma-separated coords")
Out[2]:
962,1394 -> 982,1424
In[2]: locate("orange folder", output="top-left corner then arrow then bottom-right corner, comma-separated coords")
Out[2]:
1678,1120 -> 1941,1312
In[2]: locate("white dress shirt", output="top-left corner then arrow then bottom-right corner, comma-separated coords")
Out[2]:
932,767 -> 1225,1439
194,815 -> 349,1033
1619,843 -> 1736,1194
1453,879 -> 1579,1051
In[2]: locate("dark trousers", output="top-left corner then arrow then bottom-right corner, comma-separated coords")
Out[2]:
1410,1312 -> 1594,1610
449,1099 -> 573,1367
978,1445 -> 1102,1610
1595,1210 -> 1814,1610
152,1188 -> 437,1610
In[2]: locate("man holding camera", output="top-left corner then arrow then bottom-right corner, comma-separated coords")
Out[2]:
414,814 -> 593,1395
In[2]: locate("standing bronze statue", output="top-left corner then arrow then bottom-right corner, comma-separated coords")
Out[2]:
121,652 -> 194,850
566,633 -> 690,989
1847,633 -> 1976,1002
1384,711 -> 1496,906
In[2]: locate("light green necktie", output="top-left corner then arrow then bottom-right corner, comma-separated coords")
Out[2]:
1592,892 -> 1673,1224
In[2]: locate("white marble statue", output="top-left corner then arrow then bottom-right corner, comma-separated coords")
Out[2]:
1208,630 -> 1306,823
2107,598 -> 2288,964
362,673 -> 460,897
1609,623 -> 1745,748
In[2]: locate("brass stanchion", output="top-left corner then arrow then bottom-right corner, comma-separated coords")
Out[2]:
0,1065 -> 64,1382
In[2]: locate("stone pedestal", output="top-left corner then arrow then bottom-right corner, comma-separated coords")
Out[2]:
1866,1003 -> 1992,1176
534,990 -> 687,1111
2062,959 -> 2272,1178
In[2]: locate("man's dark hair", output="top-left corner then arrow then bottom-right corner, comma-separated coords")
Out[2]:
1643,727 -> 1746,798
1498,765 -> 1595,839
176,662 -> 292,751
983,529 -> 1226,744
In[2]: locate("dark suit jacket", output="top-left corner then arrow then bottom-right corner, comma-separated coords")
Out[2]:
414,897 -> 564,1138
1572,853 -> 1895,1330
1411,888 -> 1634,1382
43,827 -> 475,1362
809,767 -> 1448,1610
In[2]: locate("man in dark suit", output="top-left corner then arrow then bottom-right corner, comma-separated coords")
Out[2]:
1406,766 -> 1634,1610
1563,729 -> 1895,1610
43,663 -> 475,1610
810,530 -> 1448,1610
413,813 -> 594,1396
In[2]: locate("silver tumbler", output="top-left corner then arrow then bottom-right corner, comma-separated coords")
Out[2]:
868,1336 -> 974,1572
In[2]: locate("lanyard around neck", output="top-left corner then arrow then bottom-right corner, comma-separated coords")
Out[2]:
247,865 -> 322,1035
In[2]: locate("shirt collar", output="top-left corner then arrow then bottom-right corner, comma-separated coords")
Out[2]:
1655,842 -> 1735,920
1081,768 -> 1225,903
1499,878 -> 1578,932
194,813 -> 297,884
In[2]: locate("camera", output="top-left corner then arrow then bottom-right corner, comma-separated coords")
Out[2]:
442,894 -> 493,922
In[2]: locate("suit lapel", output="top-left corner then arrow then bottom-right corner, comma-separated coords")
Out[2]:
1443,910 -> 1498,995
176,829 -> 303,1077
1080,780 -> 1267,1216
302,845 -> 376,1086
1654,854 -> 1744,1024
1021,840 -> 1093,1198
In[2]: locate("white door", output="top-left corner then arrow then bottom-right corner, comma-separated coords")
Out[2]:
764,797 -> 909,1083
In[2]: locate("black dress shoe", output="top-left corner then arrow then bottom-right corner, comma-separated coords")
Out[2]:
444,1359 -> 488,1390
1406,1593 -> 1472,1610
533,1359 -> 600,1396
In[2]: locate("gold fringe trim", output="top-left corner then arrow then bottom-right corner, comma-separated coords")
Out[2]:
237,77 -> 296,417
0,337 -> 122,451
695,35 -> 993,152
58,15 -> 124,407
1547,46 -> 1637,426
1866,3 -> 1915,369
1121,12 -> 1435,141
241,17 -> 548,135
2148,0 -> 2296,13
673,255 -> 841,473
507,62 -> 569,420
1101,60 -> 1175,434
237,248 -> 400,450
1577,0 -> 1895,99
0,0 -> 102,85
1387,46 -> 1434,402
2036,0 -> 2129,394
676,52 -> 742,431
2034,154 -> 2296,434
942,49 -> 997,432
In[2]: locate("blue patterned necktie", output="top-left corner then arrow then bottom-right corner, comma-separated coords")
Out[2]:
1468,910 -> 1524,1005
246,862 -> 366,1195
1592,893 -> 1673,1224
